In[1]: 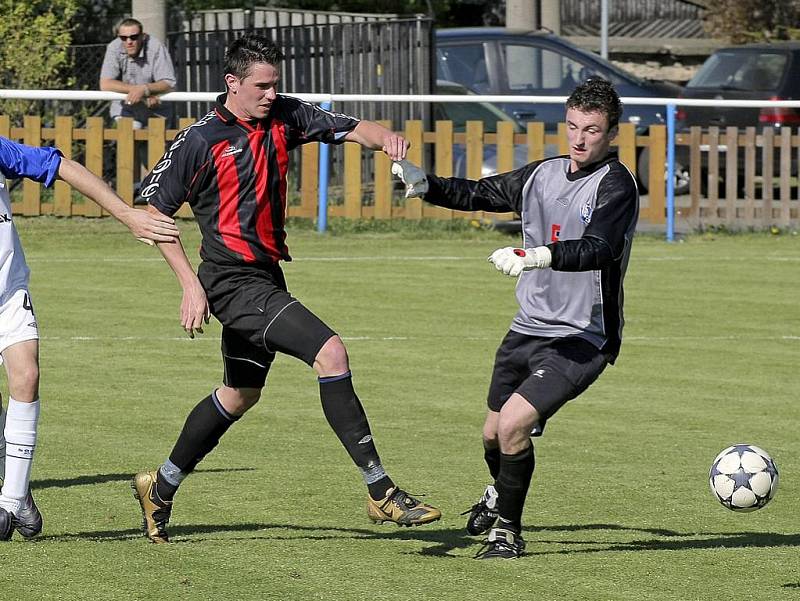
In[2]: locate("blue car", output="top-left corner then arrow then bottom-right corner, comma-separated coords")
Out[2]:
435,28 -> 682,191
436,27 -> 680,128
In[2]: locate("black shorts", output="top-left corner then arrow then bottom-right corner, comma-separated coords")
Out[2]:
487,330 -> 609,435
198,261 -> 336,389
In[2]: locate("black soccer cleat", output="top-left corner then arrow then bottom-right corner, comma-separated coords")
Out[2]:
474,527 -> 525,560
12,491 -> 42,539
462,484 -> 499,535
0,507 -> 12,541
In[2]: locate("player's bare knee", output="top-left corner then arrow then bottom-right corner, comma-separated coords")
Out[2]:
8,364 -> 40,402
313,336 -> 349,377
218,385 -> 261,416
496,417 -> 530,454
482,411 -> 500,446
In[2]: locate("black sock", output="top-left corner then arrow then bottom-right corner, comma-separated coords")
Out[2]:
484,445 -> 501,481
155,477 -> 178,503
495,444 -> 535,533
319,372 -> 394,494
167,391 -> 239,477
367,476 -> 394,500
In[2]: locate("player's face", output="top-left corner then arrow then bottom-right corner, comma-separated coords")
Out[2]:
225,62 -> 280,121
118,25 -> 144,58
565,107 -> 617,171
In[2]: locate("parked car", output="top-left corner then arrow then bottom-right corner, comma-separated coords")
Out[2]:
676,42 -> 800,194
433,80 -> 529,178
435,27 -> 682,190
677,42 -> 800,128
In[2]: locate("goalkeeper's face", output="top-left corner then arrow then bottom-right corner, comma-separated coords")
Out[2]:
565,108 -> 618,171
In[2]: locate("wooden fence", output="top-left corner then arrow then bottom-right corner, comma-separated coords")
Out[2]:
0,114 -> 668,224
678,126 -> 800,229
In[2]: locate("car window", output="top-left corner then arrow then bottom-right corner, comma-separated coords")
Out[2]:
436,45 -> 490,93
502,44 -> 619,92
433,100 -> 522,134
688,51 -> 787,91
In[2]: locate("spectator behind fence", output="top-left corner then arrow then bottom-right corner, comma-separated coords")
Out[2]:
100,18 -> 177,129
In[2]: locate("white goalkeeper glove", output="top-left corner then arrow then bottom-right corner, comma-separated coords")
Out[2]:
391,159 -> 429,198
488,246 -> 552,277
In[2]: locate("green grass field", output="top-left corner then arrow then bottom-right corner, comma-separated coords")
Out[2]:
0,218 -> 799,600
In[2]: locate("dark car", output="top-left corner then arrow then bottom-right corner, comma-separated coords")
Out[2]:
435,27 -> 681,190
676,42 -> 800,194
433,80 -> 529,178
677,42 -> 800,128
435,27 -> 681,130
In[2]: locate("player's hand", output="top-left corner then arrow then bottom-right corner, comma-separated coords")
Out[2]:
145,95 -> 161,108
391,159 -> 429,198
381,133 -> 410,161
121,207 -> 180,245
488,246 -> 552,277
181,281 -> 210,339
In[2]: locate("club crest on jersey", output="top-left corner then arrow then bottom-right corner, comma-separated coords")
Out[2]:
579,198 -> 593,224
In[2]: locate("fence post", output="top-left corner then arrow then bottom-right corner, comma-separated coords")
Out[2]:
317,101 -> 331,233
666,103 -> 676,242
22,116 -> 42,216
54,116 -> 74,216
116,118 -> 135,206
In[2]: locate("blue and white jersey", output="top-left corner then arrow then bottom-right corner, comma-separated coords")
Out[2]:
0,137 -> 62,301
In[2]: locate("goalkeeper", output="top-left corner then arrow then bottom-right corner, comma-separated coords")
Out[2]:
392,79 -> 638,559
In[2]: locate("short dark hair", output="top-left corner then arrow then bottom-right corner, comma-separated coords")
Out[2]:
224,34 -> 284,81
117,18 -> 143,33
566,78 -> 623,130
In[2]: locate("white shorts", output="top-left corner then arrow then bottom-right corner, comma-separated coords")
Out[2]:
0,289 -> 39,364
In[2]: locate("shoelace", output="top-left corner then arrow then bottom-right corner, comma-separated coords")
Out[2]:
383,489 -> 429,512
460,501 -> 487,516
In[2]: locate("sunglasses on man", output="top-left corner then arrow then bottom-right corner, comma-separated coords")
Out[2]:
119,33 -> 141,42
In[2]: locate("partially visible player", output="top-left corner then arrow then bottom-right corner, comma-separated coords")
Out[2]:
0,136 -> 180,540
393,79 -> 639,559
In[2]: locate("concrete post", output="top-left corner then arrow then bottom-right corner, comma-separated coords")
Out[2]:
506,0 -> 538,30
132,0 -> 167,43
540,0 -> 560,34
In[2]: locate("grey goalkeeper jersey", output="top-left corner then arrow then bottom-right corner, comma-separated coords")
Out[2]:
423,153 -> 639,362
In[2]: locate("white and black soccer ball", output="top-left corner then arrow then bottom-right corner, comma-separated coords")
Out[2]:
709,444 -> 779,512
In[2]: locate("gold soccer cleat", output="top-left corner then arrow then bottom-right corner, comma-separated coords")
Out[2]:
367,487 -> 441,527
131,470 -> 173,544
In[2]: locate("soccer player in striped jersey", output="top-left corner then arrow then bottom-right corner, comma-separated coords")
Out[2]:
393,79 -> 639,559
131,34 -> 441,543
0,136 -> 180,540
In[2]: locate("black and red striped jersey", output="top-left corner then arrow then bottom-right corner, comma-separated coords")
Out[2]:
139,93 -> 360,265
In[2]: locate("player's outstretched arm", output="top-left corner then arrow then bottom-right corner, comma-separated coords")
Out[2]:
146,206 -> 209,338
56,158 -> 180,244
344,121 -> 409,161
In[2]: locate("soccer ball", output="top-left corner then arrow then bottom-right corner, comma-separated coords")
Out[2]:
709,444 -> 779,512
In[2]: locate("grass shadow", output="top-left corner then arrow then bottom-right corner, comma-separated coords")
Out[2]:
523,524 -> 800,556
45,521 -> 474,555
31,467 -> 256,490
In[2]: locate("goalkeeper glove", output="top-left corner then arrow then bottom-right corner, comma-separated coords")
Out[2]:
488,246 -> 552,277
391,159 -> 429,198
